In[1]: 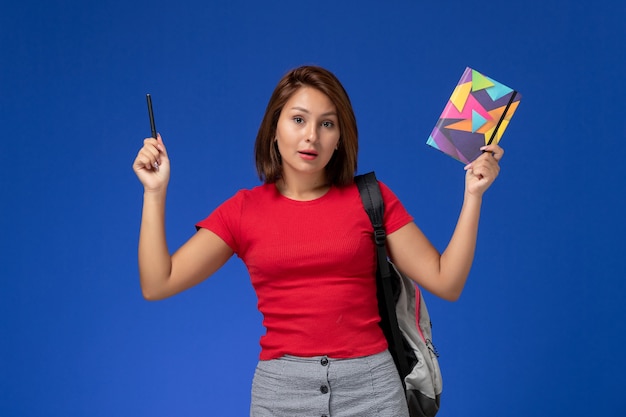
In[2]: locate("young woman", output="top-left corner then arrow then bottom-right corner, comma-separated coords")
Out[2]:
132,65 -> 503,417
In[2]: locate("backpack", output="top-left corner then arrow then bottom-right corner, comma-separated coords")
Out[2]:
355,172 -> 443,417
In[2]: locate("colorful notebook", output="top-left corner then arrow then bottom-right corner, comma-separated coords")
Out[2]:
426,67 -> 521,164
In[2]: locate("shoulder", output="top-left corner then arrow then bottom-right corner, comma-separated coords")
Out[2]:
223,183 -> 275,204
377,180 -> 397,197
196,183 -> 274,235
374,179 -> 404,206
202,183 -> 274,223
353,174 -> 401,200
375,178 -> 414,233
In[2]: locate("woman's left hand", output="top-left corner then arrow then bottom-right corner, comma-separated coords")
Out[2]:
463,144 -> 504,197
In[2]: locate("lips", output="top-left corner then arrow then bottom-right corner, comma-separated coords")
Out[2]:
298,149 -> 318,159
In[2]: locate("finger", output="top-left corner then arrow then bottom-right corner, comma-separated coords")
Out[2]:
466,151 -> 489,170
474,159 -> 499,182
136,147 -> 161,171
156,133 -> 168,157
134,152 -> 154,172
143,136 -> 169,166
141,141 -> 162,164
474,151 -> 500,171
480,144 -> 504,162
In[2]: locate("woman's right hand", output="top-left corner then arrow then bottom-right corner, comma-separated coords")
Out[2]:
132,133 -> 170,193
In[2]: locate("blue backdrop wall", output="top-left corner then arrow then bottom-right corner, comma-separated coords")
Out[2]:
2,1 -> 625,416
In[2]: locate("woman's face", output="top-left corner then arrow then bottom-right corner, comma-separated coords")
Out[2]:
275,86 -> 340,182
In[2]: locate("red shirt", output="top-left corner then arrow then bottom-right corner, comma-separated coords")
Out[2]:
196,181 -> 413,360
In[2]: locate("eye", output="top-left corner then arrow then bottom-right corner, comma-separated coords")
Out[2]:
293,117 -> 304,124
322,121 -> 335,128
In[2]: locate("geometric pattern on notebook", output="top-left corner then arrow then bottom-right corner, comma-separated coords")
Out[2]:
427,67 -> 521,164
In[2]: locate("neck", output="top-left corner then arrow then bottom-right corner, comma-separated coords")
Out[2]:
276,173 -> 330,201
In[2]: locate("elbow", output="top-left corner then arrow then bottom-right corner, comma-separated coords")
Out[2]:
438,284 -> 464,302
141,289 -> 160,301
140,285 -> 167,302
139,272 -> 171,301
437,271 -> 467,302
442,289 -> 462,302
142,292 -> 158,302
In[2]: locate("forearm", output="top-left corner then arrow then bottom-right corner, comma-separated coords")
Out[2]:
439,192 -> 482,299
138,190 -> 173,299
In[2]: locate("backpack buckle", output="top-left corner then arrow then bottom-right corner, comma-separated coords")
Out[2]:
374,228 -> 387,246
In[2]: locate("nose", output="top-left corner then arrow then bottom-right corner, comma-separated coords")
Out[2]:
305,124 -> 319,143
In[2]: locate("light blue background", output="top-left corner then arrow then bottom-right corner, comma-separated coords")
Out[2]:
2,1 -> 625,416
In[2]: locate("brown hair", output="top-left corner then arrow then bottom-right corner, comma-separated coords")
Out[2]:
254,65 -> 358,186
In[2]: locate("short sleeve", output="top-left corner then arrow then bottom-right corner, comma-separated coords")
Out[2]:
378,181 -> 414,234
195,190 -> 245,254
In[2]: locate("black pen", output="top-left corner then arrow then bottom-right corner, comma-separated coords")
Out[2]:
146,94 -> 157,139
146,94 -> 159,170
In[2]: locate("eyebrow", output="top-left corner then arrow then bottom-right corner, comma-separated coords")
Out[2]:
289,106 -> 337,117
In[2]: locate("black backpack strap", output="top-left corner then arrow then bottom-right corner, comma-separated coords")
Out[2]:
355,172 -> 391,277
355,172 -> 410,386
